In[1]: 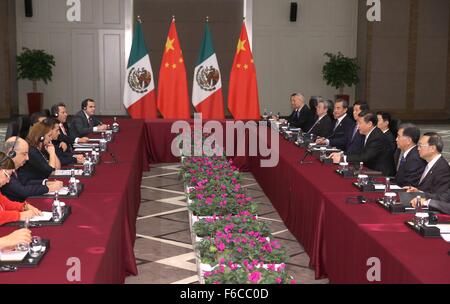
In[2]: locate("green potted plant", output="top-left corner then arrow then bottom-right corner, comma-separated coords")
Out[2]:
16,47 -> 56,114
322,52 -> 359,102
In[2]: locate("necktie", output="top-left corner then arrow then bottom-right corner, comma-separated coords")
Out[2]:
88,117 -> 94,127
296,109 -> 300,119
397,154 -> 406,171
333,120 -> 340,132
60,123 -> 67,136
351,125 -> 358,140
419,164 -> 430,185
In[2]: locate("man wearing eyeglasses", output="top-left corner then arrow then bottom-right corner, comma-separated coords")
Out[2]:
405,132 -> 450,196
1,137 -> 63,202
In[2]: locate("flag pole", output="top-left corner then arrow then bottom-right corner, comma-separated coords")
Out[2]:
137,15 -> 142,24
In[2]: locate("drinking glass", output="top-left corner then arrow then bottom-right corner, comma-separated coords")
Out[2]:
357,174 -> 369,186
383,192 -> 397,205
28,236 -> 43,258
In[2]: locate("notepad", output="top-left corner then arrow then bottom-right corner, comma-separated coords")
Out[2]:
74,148 -> 93,152
53,169 -> 83,176
441,234 -> 450,242
46,187 -> 69,196
30,211 -> 53,222
0,250 -> 28,262
373,184 -> 403,190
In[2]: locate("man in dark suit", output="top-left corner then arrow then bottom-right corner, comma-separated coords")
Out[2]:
331,112 -> 396,176
1,137 -> 63,202
393,123 -> 427,187
69,98 -> 108,138
406,132 -> 450,196
411,188 -> 450,215
51,103 -> 90,147
377,111 -> 396,152
305,98 -> 333,138
315,98 -> 355,150
345,101 -> 369,154
284,93 -> 314,131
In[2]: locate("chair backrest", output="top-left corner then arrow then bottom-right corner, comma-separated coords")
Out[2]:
5,120 -> 20,140
17,115 -> 31,139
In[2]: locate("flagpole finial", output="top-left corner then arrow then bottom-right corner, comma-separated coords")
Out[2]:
206,16 -> 209,22
137,15 -> 142,23
172,15 -> 175,21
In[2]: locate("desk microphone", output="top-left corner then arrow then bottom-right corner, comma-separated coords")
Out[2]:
104,146 -> 117,164
300,149 -> 313,164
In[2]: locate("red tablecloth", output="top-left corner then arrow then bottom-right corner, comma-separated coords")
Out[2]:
0,119 -> 148,283
143,121 -> 450,283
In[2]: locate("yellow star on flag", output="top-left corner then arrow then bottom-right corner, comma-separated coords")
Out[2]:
236,39 -> 246,54
165,37 -> 175,53
179,58 -> 184,63
237,64 -> 241,69
244,64 -> 249,70
172,63 -> 177,69
165,62 -> 170,68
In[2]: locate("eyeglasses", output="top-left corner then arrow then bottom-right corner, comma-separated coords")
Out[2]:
2,170 -> 10,179
417,143 -> 430,148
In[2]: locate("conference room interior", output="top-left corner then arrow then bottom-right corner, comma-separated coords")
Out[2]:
0,0 -> 449,285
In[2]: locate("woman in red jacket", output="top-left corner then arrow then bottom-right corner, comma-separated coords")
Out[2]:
0,152 -> 42,225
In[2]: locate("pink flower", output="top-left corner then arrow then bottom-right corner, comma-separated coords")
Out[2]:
267,264 -> 276,271
290,279 -> 297,284
248,271 -> 262,283
219,258 -> 225,264
213,281 -> 220,284
237,247 -> 243,253
217,242 -> 226,251
275,277 -> 282,284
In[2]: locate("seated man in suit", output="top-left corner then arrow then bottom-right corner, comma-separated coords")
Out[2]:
1,137 -> 63,202
405,132 -> 450,196
376,111 -> 396,152
283,93 -> 314,131
345,101 -> 369,154
50,103 -> 90,152
305,98 -> 333,138
393,123 -> 426,187
69,98 -> 108,138
411,188 -> 450,215
43,117 -> 85,166
330,112 -> 396,176
315,98 -> 355,150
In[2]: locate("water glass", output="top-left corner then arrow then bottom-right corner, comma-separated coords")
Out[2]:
28,236 -> 43,258
357,174 -> 369,186
339,162 -> 349,172
414,212 -> 429,227
319,147 -> 327,161
105,130 -> 113,142
383,192 -> 397,205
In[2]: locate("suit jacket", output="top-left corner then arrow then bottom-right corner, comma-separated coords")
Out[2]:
328,114 -> 355,151
347,127 -> 396,176
307,115 -> 333,138
54,143 -> 77,166
57,122 -> 77,145
345,124 -> 365,154
17,146 -> 54,184
0,173 -> 49,202
286,106 -> 314,132
427,188 -> 450,214
393,146 -> 427,187
383,130 -> 397,153
69,110 -> 102,138
418,156 -> 450,195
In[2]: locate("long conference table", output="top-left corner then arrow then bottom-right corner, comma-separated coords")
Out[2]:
144,119 -> 450,284
0,119 -> 149,284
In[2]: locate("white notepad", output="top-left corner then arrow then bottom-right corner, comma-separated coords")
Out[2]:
46,187 -> 69,196
30,211 -> 53,222
374,184 -> 402,190
53,169 -> 83,176
0,250 -> 28,262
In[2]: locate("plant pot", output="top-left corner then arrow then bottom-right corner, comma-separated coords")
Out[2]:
27,92 -> 43,114
335,94 -> 350,102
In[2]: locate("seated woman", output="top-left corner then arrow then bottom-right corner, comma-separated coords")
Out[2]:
17,121 -> 61,184
43,117 -> 84,166
0,229 -> 32,251
0,155 -> 42,225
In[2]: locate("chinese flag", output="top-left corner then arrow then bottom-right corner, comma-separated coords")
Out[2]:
157,19 -> 191,119
228,22 -> 260,120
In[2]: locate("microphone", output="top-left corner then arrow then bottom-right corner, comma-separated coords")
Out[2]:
346,196 -> 378,204
300,149 -> 313,164
104,146 -> 117,164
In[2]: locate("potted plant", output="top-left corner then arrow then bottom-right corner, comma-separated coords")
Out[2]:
322,52 -> 359,102
16,47 -> 56,114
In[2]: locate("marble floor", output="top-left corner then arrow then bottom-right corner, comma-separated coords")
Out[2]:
125,163 -> 329,284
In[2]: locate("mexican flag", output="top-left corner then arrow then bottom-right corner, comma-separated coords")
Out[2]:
192,23 -> 224,119
123,20 -> 157,119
